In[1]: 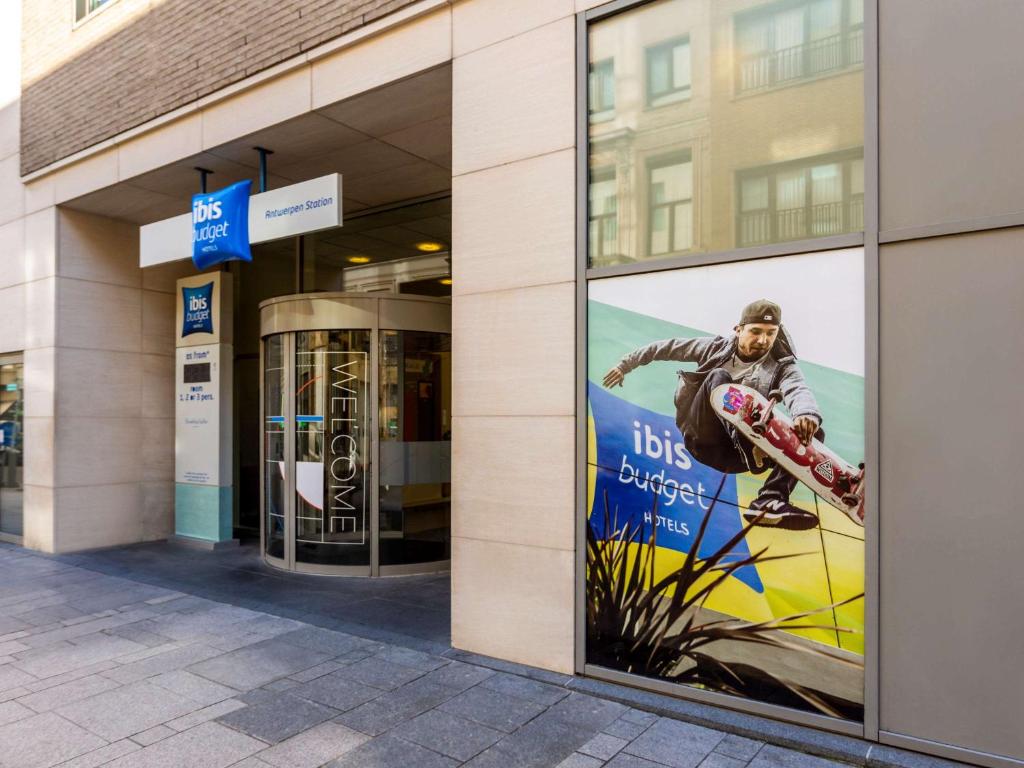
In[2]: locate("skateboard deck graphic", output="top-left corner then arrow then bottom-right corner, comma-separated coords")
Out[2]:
711,383 -> 865,526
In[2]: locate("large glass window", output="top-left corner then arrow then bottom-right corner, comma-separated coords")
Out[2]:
589,59 -> 616,122
587,0 -> 864,267
735,0 -> 864,93
75,0 -> 116,24
646,37 -> 691,107
736,150 -> 864,246
0,355 -> 23,538
648,154 -> 693,256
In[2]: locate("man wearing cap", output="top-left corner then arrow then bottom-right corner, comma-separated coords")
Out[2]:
603,299 -> 822,530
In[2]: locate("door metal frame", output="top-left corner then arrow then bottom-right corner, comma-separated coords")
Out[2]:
259,293 -> 451,578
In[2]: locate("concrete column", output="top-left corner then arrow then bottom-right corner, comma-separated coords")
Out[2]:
450,2 -> 578,673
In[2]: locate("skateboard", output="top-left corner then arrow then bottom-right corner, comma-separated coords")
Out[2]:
710,383 -> 865,526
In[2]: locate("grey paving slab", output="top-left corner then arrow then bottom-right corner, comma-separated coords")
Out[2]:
0,710 -> 107,768
216,691 -> 338,744
22,661 -> 119,693
286,660 -> 344,683
580,732 -> 629,760
55,680 -> 198,741
416,659 -> 496,691
473,713 -> 596,768
324,734 -> 458,768
373,645 -> 448,673
438,684 -> 548,733
52,739 -> 140,768
391,709 -> 504,762
274,627 -> 370,657
624,718 -> 728,768
700,752 -> 751,768
187,638 -> 332,691
716,734 -> 766,761
17,673 -> 121,713
101,722 -> 265,768
556,755 -> 606,768
164,698 -> 246,732
149,670 -> 238,706
479,671 -> 571,706
361,677 -> 460,721
13,634 -> 145,679
257,721 -> 368,768
334,656 -> 427,691
607,753 -> 675,768
333,700 -> 416,737
547,691 -> 629,730
261,679 -> 300,693
0,664 -> 37,692
0,700 -> 33,726
288,671 -> 383,712
749,744 -> 850,768
604,715 -> 655,741
130,725 -> 175,747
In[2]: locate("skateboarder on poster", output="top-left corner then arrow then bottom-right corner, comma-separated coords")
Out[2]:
603,299 -> 822,530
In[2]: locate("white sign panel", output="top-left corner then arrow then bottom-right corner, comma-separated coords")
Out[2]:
141,173 -> 343,268
175,344 -> 223,486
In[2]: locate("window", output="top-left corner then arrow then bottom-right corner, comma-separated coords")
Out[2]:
589,59 -> 616,122
0,354 -> 23,538
586,0 -> 863,267
648,154 -> 693,256
736,150 -> 864,246
735,0 -> 864,93
646,38 -> 692,107
589,170 -> 619,264
75,0 -> 116,24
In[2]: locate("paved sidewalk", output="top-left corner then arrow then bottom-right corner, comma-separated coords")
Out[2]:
0,543 -> 944,768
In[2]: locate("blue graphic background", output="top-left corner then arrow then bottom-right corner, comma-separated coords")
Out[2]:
589,382 -> 762,592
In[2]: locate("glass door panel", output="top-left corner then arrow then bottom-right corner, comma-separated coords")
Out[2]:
294,330 -> 372,566
379,330 -> 451,566
263,335 -> 286,559
0,356 -> 23,537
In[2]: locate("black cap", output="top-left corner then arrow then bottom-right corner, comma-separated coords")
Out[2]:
739,299 -> 781,326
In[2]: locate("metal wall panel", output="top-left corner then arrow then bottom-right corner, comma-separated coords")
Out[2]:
879,228 -> 1024,763
879,1 -> 1024,237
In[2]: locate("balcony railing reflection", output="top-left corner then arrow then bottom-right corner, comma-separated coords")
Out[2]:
738,27 -> 864,93
738,197 -> 864,247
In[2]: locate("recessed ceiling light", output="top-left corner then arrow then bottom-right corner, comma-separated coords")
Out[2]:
438,278 -> 453,286
347,255 -> 371,264
416,242 -> 445,253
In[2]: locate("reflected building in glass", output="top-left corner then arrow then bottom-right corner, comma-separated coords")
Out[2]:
588,0 -> 865,267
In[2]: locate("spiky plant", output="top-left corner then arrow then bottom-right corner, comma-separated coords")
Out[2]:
587,486 -> 864,720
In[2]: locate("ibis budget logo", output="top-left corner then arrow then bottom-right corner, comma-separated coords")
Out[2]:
191,180 -> 252,270
181,282 -> 214,337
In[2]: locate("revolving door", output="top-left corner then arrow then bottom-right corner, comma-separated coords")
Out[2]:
260,293 -> 451,576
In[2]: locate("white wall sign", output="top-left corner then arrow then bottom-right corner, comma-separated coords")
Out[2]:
175,344 -> 229,486
141,173 -> 343,268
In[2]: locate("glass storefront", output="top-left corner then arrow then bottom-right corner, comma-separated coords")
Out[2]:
0,355 -> 22,538
260,293 -> 450,576
581,0 -> 867,731
587,0 -> 864,267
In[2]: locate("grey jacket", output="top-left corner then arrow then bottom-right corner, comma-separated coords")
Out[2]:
615,327 -> 822,426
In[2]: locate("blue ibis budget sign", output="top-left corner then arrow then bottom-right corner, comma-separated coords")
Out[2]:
181,282 -> 214,338
191,180 -> 252,270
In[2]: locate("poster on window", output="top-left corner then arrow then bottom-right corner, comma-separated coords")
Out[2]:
586,248 -> 865,721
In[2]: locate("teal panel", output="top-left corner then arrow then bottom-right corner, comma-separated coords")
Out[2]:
175,484 -> 233,543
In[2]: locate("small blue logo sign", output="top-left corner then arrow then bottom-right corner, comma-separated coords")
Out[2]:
191,180 -> 252,270
181,282 -> 214,337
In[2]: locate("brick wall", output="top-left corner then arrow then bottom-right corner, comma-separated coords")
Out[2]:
20,0 -> 420,175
